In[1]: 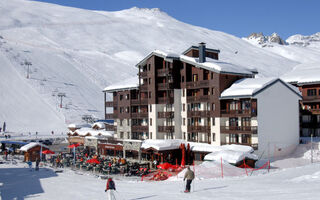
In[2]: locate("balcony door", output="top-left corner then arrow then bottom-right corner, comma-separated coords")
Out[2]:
229,117 -> 238,127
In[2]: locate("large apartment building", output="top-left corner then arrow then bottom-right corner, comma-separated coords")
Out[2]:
103,43 -> 301,155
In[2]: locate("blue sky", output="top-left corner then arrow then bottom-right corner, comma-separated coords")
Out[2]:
34,0 -> 319,39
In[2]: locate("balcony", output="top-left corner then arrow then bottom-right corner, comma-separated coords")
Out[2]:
158,126 -> 174,132
187,110 -> 211,118
158,83 -> 173,90
105,113 -> 114,119
221,109 -> 257,117
131,98 -> 148,105
303,95 -> 320,103
158,111 -> 174,118
186,80 -> 209,89
140,84 -> 148,91
105,101 -> 114,107
158,97 -> 174,104
157,68 -> 171,77
140,71 -> 148,77
131,125 -> 148,132
187,125 -> 210,133
220,126 -> 258,134
187,95 -> 209,103
131,112 -> 148,118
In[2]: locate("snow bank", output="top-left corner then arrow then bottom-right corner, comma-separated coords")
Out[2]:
189,143 -> 254,153
204,150 -> 258,164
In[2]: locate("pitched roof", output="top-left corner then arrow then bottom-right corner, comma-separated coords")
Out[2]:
220,78 -> 302,99
103,76 -> 139,92
19,142 -> 48,152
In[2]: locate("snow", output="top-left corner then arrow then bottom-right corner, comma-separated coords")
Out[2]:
67,123 -> 91,129
281,62 -> 320,84
103,76 -> 139,92
91,122 -> 105,129
141,139 -> 185,151
220,77 -> 300,98
72,127 -> 113,137
180,55 -> 253,75
0,0 -> 305,134
204,150 -> 258,164
19,142 -> 48,152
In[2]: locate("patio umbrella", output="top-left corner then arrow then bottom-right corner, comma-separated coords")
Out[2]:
68,143 -> 80,148
42,150 -> 55,154
86,158 -> 100,164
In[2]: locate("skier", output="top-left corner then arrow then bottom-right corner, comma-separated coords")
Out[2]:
105,177 -> 116,200
183,166 -> 195,193
2,122 -> 6,133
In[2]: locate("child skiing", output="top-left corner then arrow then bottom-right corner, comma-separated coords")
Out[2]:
105,177 -> 116,200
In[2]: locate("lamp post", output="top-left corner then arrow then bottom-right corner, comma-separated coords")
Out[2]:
311,133 -> 313,163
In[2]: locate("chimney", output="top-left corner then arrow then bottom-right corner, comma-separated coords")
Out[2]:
199,42 -> 206,63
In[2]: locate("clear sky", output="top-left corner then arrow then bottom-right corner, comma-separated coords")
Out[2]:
33,0 -> 319,39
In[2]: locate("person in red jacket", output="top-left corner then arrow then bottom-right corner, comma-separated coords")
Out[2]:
105,177 -> 116,200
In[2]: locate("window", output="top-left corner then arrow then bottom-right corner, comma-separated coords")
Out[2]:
307,89 -> 317,96
212,117 -> 215,126
242,117 -> 251,127
150,118 -> 152,126
120,132 -> 124,139
114,106 -> 117,111
183,103 -> 185,112
193,74 -> 198,82
148,64 -> 151,71
120,119 -> 123,126
211,88 -> 215,95
149,78 -> 151,84
127,119 -> 130,126
149,92 -> 151,98
183,118 -> 186,126
150,132 -> 152,139
230,134 -> 239,143
181,76 -> 184,82
211,72 -> 214,80
230,101 -> 238,110
150,105 -> 152,112
212,103 -> 215,111
183,132 -> 186,140
242,134 -> 251,144
120,107 -> 123,113
183,89 -> 185,97
126,94 -> 130,100
120,95 -> 123,100
113,92 -> 117,97
212,133 -> 215,141
317,115 -> 320,123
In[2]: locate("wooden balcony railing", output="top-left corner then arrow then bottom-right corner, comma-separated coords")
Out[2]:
140,84 -> 148,91
157,83 -> 173,90
158,97 -> 174,104
186,80 -> 209,88
220,126 -> 258,134
140,71 -> 148,77
221,109 -> 257,116
105,113 -> 114,119
105,101 -> 114,107
131,99 -> 148,105
187,95 -> 209,102
187,110 -> 211,118
157,68 -> 171,76
158,126 -> 174,132
105,124 -> 116,131
158,111 -> 174,118
131,125 -> 149,132
131,112 -> 148,118
187,125 -> 210,133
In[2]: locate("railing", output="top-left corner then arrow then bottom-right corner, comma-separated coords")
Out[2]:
303,95 -> 320,101
131,112 -> 148,118
158,83 -> 172,90
105,101 -> 114,107
220,126 -> 258,134
186,80 -> 209,88
140,71 -> 148,77
131,125 -> 148,132
221,109 -> 257,116
105,113 -> 114,119
187,126 -> 210,132
158,97 -> 174,104
187,96 -> 209,102
157,68 -> 171,76
187,110 -> 211,118
158,126 -> 174,132
140,84 -> 148,91
158,111 -> 174,118
105,124 -> 116,131
131,99 -> 148,105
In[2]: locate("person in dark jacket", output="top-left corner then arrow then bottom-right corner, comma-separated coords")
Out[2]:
183,166 -> 195,193
105,177 -> 116,200
35,158 -> 40,171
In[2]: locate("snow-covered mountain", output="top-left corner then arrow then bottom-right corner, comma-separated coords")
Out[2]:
0,0 -> 317,133
244,32 -> 287,46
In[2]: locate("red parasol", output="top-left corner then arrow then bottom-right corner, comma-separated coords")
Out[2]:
180,143 -> 185,167
68,143 -> 80,148
157,162 -> 178,170
86,158 -> 100,164
42,150 -> 55,154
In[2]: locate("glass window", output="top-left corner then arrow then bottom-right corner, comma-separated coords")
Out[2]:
307,89 -> 317,96
302,115 -> 311,123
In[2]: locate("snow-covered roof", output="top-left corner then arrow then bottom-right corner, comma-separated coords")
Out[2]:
220,78 -> 301,99
103,76 -> 139,92
189,143 -> 254,153
180,55 -> 253,75
72,127 -> 114,137
281,62 -> 320,85
92,122 -> 105,129
19,142 -> 48,152
204,150 -> 258,164
68,123 -> 91,129
141,139 -> 185,151
135,50 -> 180,67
